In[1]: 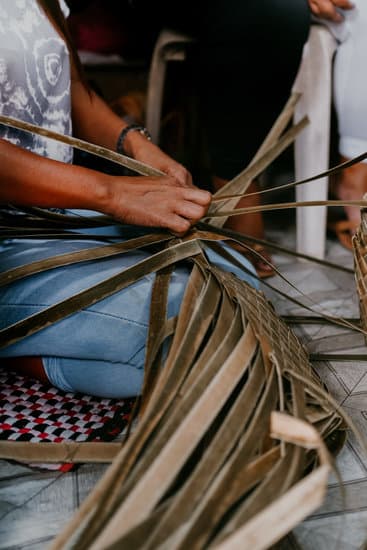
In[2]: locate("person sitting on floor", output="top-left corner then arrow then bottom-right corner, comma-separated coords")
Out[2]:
0,0 -> 258,398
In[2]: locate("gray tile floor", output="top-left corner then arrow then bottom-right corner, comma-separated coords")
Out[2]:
264,225 -> 367,550
0,222 -> 367,550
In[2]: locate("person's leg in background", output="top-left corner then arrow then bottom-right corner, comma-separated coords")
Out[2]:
332,0 -> 367,248
134,0 -> 310,275
193,0 -> 310,275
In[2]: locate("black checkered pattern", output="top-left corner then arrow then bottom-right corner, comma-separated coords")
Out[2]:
0,370 -> 135,470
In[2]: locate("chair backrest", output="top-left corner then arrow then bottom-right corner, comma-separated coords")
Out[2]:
145,28 -> 195,144
292,24 -> 337,259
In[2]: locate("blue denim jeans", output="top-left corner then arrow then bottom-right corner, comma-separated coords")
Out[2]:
0,228 -> 258,397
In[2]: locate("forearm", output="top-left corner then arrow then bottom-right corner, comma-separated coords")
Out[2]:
71,80 -> 125,151
0,138 -> 211,234
0,138 -> 110,211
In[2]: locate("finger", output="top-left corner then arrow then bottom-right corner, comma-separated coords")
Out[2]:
168,166 -> 194,188
182,188 -> 212,206
309,0 -> 343,20
163,214 -> 191,236
308,0 -> 321,15
177,169 -> 193,188
332,0 -> 354,9
175,200 -> 208,222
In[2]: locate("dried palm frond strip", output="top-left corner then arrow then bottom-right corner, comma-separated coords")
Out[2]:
214,413 -> 330,550
353,205 -> 367,338
198,220 -> 354,272
212,150 -> 367,203
206,198 -> 367,219
207,117 -> 309,226
0,115 -> 163,177
0,440 -> 121,463
0,233 -> 171,287
0,239 -> 202,348
203,237 -> 364,336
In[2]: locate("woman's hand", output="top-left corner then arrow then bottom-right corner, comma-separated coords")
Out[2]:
103,175 -> 211,236
71,80 -> 194,188
122,130 -> 194,188
308,0 -> 354,22
70,79 -> 206,232
0,138 -> 209,237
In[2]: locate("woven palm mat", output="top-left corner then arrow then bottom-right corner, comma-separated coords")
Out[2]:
0,369 -> 135,471
353,207 -> 367,337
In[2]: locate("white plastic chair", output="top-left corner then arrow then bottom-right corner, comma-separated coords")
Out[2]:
293,24 -> 337,259
145,28 -> 195,145
145,25 -> 337,260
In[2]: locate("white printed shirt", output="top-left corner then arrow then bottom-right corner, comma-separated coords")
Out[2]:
0,0 -> 72,162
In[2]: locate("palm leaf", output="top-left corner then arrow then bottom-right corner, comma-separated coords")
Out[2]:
0,104 -> 365,550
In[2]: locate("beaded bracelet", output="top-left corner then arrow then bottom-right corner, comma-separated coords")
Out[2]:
116,124 -> 152,155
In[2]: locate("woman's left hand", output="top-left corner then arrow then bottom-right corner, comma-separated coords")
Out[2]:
123,130 -> 194,188
71,81 -> 194,188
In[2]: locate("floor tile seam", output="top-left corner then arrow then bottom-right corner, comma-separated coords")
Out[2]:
319,361 -> 351,400
345,441 -> 367,474
348,371 -> 367,394
307,505 -> 367,521
327,477 -> 367,489
0,534 -> 54,550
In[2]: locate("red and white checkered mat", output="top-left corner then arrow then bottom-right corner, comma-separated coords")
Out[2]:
0,370 -> 136,471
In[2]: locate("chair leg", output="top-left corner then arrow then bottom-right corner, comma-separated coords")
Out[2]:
293,25 -> 337,259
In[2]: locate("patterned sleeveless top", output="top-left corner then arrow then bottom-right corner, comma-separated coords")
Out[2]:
0,0 -> 72,163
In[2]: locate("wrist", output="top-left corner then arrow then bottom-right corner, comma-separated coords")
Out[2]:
87,171 -> 115,215
116,124 -> 152,157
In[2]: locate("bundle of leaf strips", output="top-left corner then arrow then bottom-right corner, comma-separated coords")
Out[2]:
0,96 -> 356,548
50,259 -> 346,550
353,207 -> 367,340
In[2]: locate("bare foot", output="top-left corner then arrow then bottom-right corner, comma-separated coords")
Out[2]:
333,156 -> 367,233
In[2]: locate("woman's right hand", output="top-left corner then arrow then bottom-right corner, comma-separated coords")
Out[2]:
307,0 -> 354,22
103,176 -> 212,236
0,139 -> 210,236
